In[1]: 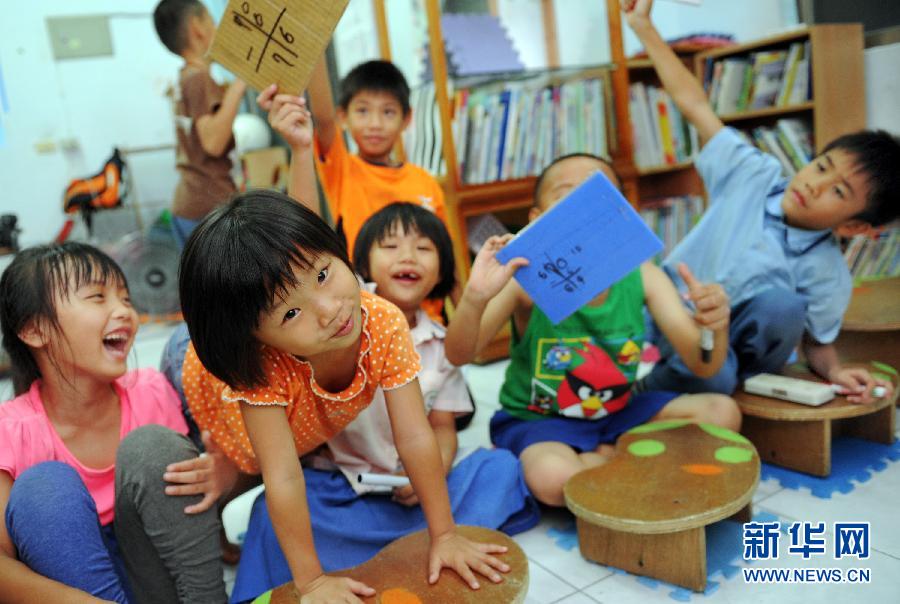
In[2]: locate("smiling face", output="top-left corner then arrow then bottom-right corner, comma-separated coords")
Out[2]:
253,254 -> 362,361
41,277 -> 138,384
782,149 -> 872,232
340,90 -> 411,164
367,224 -> 441,323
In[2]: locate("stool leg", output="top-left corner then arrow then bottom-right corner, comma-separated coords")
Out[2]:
742,416 -> 831,477
838,403 -> 895,445
575,518 -> 707,592
730,502 -> 753,524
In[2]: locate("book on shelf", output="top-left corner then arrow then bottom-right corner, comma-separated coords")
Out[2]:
629,82 -> 698,169
703,41 -> 811,114
404,82 -> 445,177
843,228 -> 900,280
639,194 -> 704,259
742,117 -> 813,177
452,75 -> 609,185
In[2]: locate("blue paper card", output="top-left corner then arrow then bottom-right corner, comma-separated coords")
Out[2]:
496,172 -> 663,324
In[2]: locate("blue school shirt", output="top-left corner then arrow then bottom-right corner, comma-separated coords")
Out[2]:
664,127 -> 851,344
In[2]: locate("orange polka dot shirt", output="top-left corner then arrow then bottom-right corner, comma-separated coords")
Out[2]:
181,290 -> 421,474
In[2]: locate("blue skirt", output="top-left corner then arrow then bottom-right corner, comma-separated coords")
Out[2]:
229,447 -> 539,603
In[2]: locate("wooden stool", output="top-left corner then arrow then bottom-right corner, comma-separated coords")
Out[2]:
564,421 -> 759,592
834,278 -> 900,389
256,526 -> 528,604
735,363 -> 898,477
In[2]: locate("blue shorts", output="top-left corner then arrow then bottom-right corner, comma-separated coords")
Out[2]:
490,390 -> 678,457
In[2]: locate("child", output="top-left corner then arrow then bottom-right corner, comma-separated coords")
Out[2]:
622,0 -> 899,402
154,0 -> 246,247
307,58 -> 447,255
178,192 -> 510,602
0,242 -> 229,602
229,202 -> 539,602
445,154 -> 741,507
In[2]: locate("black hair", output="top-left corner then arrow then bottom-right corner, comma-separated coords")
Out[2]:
153,0 -> 207,55
0,242 -> 129,395
179,190 -> 353,390
533,152 -> 621,207
353,202 -> 456,301
338,60 -> 411,115
822,130 -> 900,227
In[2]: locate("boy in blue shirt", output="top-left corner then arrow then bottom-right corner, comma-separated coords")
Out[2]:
623,0 -> 899,403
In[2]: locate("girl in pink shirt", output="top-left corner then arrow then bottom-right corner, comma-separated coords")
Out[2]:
0,242 -> 230,603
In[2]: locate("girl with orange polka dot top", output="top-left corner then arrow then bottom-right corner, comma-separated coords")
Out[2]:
178,191 -> 511,603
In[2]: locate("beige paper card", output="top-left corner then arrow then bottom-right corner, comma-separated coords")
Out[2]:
208,0 -> 349,94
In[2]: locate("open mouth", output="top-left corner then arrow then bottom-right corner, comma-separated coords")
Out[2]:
102,331 -> 130,356
391,271 -> 421,284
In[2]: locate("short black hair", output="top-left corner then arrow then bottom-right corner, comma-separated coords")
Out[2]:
533,152 -> 621,207
0,242 -> 128,395
154,0 -> 206,55
179,191 -> 352,390
822,130 -> 900,227
338,60 -> 411,115
353,202 -> 456,300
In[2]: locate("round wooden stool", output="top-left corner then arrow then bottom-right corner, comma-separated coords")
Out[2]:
254,526 -> 528,603
735,363 -> 898,477
564,421 -> 759,592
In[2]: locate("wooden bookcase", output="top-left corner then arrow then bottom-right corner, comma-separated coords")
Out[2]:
693,25 -> 866,153
373,5 -> 864,362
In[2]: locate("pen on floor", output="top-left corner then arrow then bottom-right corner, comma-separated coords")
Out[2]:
831,384 -> 887,398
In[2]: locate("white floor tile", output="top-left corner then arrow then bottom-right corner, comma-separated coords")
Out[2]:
513,509 -> 613,590
552,591 -> 600,604
523,560 -> 577,604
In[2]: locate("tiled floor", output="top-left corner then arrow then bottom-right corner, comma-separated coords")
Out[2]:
5,322 -> 897,602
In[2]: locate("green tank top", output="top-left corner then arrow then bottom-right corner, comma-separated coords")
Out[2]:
499,268 -> 646,421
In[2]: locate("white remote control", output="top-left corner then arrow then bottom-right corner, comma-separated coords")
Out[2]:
743,373 -> 835,406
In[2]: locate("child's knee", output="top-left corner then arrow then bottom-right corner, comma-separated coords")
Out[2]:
118,425 -> 198,478
703,394 -> 742,431
7,462 -> 93,530
519,443 -> 583,506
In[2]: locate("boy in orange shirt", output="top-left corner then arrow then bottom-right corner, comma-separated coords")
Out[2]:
308,58 -> 447,256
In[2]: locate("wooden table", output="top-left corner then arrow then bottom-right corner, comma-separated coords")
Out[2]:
564,422 -> 759,592
735,363 -> 897,477
835,278 -> 900,379
258,526 -> 528,604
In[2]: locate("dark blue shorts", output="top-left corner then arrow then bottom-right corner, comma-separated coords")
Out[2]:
490,390 -> 678,457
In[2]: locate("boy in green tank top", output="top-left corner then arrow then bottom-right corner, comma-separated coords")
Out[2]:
446,154 -> 742,507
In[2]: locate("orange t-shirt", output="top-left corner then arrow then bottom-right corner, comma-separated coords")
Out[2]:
181,290 -> 421,474
314,134 -> 447,257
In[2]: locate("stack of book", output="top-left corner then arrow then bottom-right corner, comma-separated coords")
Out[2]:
703,40 -> 811,114
737,117 -> 813,176
403,82 -> 446,177
629,82 -> 699,169
844,228 -> 900,280
639,195 -> 704,259
452,77 -> 609,185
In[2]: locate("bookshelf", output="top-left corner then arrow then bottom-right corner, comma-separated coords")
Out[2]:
694,25 -> 865,160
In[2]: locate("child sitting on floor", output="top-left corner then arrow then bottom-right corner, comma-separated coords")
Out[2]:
0,242 -> 228,602
445,154 -> 742,507
622,0 -> 899,402
229,202 -> 539,602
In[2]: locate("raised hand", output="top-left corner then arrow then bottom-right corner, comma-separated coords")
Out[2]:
163,431 -> 238,514
677,262 -> 729,332
621,0 -> 654,29
428,530 -> 510,589
257,84 -> 313,151
465,235 -> 528,306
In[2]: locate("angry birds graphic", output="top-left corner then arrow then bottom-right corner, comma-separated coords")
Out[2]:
617,339 -> 641,366
543,345 -> 574,371
557,343 -> 631,419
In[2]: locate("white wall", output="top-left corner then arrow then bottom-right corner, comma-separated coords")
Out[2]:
865,42 -> 900,135
0,1 -> 187,248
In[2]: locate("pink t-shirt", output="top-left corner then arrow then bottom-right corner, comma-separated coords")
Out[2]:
0,368 -> 187,525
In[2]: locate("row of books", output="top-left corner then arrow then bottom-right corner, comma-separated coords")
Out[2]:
844,229 -> 900,280
639,195 -> 704,259
629,82 -> 699,169
452,77 -> 609,184
704,41 -> 811,114
738,117 -> 814,176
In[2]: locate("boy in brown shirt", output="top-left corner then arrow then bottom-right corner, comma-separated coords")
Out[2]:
154,0 -> 246,246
